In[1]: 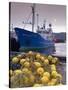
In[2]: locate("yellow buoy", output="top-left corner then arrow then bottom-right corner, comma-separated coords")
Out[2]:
43,72 -> 50,78
36,53 -> 41,59
9,70 -> 13,76
51,71 -> 58,78
44,59 -> 49,65
12,57 -> 19,63
14,69 -> 22,75
34,61 -> 41,68
41,76 -> 49,84
37,67 -> 44,75
23,61 -> 30,68
20,59 -> 26,65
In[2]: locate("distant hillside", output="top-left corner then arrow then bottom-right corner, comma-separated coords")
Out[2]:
53,32 -> 66,43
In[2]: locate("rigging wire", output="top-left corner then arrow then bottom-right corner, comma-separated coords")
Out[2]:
23,11 -> 32,29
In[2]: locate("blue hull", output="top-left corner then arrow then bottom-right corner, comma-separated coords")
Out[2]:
15,27 -> 55,54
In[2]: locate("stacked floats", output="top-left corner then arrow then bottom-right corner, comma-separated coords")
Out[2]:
9,51 -> 63,88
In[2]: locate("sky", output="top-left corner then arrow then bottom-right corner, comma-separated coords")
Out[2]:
10,2 -> 66,33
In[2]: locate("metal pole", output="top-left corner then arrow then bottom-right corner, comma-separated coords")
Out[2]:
37,14 -> 39,29
32,4 -> 35,32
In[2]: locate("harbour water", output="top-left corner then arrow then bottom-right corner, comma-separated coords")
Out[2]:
55,43 -> 66,84
54,43 -> 66,57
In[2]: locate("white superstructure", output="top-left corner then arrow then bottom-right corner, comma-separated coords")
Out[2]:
37,23 -> 54,41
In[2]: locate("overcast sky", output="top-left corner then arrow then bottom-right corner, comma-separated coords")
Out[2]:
10,2 -> 66,33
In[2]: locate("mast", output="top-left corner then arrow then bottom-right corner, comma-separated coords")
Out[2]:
37,14 -> 39,29
32,4 -> 35,32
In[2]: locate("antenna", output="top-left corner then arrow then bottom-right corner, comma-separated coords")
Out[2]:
43,20 -> 46,29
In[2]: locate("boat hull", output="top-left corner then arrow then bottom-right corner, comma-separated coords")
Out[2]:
14,27 -> 55,54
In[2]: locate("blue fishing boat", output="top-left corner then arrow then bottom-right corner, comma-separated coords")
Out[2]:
10,4 -> 55,54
